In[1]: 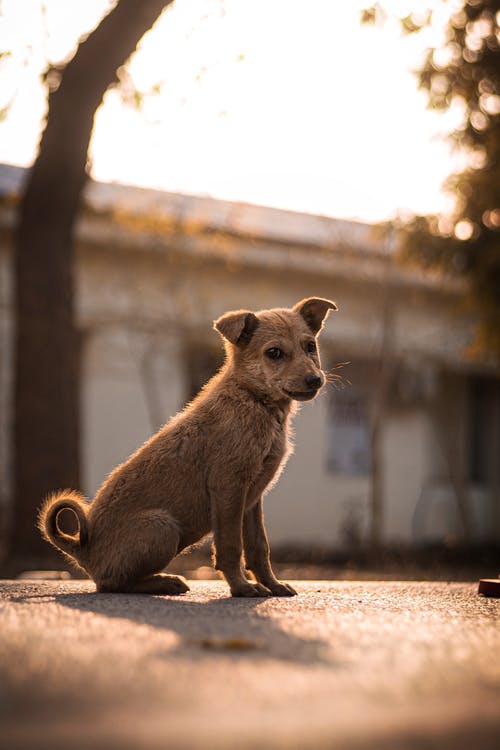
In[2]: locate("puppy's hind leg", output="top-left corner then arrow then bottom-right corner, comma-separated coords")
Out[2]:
117,573 -> 190,595
95,509 -> 189,595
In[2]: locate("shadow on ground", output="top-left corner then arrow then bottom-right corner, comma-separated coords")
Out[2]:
9,584 -> 330,665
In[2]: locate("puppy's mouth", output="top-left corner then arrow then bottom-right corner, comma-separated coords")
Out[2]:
284,389 -> 319,402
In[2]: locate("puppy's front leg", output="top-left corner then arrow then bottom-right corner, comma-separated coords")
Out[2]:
243,498 -> 297,597
212,491 -> 272,597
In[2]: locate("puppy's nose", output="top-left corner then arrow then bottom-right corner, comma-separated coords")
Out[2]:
305,373 -> 322,390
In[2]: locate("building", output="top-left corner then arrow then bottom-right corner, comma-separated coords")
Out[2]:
1,163 -> 499,550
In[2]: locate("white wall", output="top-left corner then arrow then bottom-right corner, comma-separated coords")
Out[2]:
81,327 -> 184,498
266,400 -> 439,547
265,395 -> 371,546
382,410 -> 433,543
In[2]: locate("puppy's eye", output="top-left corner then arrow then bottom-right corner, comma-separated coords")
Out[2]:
266,347 -> 283,360
306,340 -> 317,355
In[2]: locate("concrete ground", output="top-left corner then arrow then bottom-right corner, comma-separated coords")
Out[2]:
0,579 -> 499,750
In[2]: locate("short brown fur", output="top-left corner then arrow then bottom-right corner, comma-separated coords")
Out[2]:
39,298 -> 337,597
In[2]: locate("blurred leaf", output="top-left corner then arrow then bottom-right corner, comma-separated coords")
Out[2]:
400,11 -> 433,35
360,5 -> 378,25
400,14 -> 421,34
361,2 -> 389,26
364,0 -> 500,359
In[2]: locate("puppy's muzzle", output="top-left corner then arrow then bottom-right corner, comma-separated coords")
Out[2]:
285,373 -> 324,401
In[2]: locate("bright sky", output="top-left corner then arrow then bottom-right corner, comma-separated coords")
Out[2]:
0,0 -> 466,222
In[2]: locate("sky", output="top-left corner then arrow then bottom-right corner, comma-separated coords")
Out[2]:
0,0 -> 467,223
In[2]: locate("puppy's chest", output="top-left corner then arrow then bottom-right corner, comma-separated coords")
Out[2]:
248,419 -> 289,483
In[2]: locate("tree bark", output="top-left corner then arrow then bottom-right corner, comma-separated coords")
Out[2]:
369,244 -> 395,549
12,0 -> 171,563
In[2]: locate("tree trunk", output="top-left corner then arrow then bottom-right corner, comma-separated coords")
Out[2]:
369,243 -> 395,550
11,0 -> 171,564
369,412 -> 384,547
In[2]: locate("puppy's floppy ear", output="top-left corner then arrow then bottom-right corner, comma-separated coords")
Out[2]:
294,297 -> 338,334
214,310 -> 259,345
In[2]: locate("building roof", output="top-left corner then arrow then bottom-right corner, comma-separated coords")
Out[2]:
0,161 -> 383,254
0,162 -> 460,297
0,163 -> 485,370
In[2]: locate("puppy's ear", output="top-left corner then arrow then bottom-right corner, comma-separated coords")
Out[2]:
294,297 -> 338,334
214,310 -> 259,345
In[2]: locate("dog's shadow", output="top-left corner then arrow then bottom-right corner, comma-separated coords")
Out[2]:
20,584 -> 331,665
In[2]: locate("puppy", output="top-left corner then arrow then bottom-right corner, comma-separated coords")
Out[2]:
39,297 -> 337,597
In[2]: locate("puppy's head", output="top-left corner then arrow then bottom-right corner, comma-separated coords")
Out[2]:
214,297 -> 337,402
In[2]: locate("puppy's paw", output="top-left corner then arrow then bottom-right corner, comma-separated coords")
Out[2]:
266,581 -> 298,597
231,582 -> 272,598
149,573 -> 190,595
165,574 -> 191,594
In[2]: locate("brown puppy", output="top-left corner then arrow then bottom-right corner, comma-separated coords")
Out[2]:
39,297 -> 337,597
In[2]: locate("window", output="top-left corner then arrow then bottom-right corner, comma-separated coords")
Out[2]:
183,341 -> 224,403
469,378 -> 488,484
327,385 -> 371,475
468,376 -> 500,485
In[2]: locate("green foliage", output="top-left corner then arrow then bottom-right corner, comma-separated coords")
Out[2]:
365,1 -> 500,360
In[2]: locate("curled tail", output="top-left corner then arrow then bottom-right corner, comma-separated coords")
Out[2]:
38,489 -> 89,565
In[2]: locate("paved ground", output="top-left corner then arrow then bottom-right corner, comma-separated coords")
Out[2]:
1,579 -> 499,750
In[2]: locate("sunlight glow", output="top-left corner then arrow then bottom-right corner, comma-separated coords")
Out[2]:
0,0 -> 466,222
454,219 -> 474,241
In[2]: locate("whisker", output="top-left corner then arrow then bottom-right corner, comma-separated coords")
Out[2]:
323,361 -> 351,391
326,377 -> 350,391
327,360 -> 351,372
